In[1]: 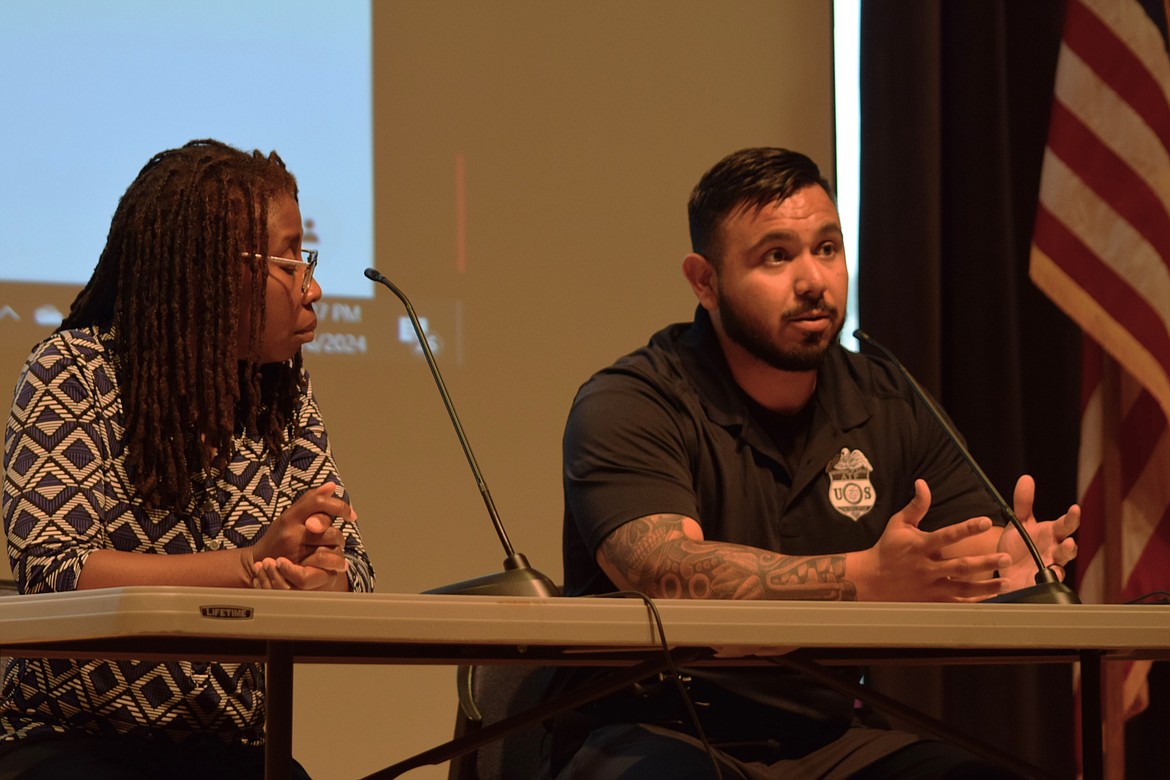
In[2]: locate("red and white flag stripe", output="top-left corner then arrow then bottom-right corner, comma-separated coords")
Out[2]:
1031,0 -> 1170,428
1029,0 -> 1170,722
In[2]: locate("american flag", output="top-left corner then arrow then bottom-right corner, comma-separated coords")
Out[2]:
1029,0 -> 1170,767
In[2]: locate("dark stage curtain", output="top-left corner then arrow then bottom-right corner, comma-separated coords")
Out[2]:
856,1 -> 1081,776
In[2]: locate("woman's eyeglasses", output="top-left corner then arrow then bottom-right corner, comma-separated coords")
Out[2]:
245,249 -> 319,294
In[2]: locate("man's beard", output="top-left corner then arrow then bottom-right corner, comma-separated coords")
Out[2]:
717,290 -> 842,372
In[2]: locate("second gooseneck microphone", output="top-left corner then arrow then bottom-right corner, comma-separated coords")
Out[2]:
365,268 -> 558,597
854,330 -> 1080,605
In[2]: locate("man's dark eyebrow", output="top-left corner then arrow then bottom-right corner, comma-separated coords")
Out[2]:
746,222 -> 843,254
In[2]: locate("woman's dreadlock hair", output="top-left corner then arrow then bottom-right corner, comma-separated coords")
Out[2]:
61,139 -> 304,508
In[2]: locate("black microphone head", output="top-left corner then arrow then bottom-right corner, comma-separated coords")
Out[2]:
363,267 -> 384,283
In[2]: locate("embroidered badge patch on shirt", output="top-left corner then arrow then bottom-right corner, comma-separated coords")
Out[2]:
826,447 -> 876,520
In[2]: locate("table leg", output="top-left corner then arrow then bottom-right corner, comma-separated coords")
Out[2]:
266,641 -> 294,780
1080,651 -> 1103,780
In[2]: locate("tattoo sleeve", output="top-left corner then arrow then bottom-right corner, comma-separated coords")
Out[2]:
599,514 -> 848,600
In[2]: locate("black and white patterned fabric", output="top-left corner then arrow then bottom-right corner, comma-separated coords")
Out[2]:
0,326 -> 374,746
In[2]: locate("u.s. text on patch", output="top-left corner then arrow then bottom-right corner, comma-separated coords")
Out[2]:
826,447 -> 876,520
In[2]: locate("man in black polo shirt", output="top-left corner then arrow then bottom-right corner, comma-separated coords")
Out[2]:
552,148 -> 1080,779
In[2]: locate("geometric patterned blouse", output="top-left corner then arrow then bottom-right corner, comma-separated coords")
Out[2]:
0,326 -> 374,746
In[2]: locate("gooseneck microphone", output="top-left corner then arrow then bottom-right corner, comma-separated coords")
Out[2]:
854,330 -> 1080,605
365,268 -> 558,597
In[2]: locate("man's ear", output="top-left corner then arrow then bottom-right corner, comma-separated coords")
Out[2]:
682,253 -> 718,311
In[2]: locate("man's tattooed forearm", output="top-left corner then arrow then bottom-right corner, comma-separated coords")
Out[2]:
601,514 -> 847,600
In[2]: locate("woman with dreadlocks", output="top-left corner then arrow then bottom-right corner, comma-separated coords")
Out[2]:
0,139 -> 373,778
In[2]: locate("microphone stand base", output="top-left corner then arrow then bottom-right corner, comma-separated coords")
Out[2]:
985,581 -> 1081,604
424,560 -> 560,598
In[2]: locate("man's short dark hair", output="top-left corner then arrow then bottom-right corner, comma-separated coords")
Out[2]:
688,147 -> 835,263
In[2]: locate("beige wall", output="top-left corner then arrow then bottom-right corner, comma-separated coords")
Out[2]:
1,2 -> 833,777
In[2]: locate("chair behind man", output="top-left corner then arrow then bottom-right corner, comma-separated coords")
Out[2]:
447,664 -> 554,780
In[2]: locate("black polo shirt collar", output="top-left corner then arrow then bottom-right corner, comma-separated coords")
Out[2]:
674,306 -> 874,490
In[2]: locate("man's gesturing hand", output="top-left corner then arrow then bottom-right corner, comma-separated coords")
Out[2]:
850,479 -> 1011,602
